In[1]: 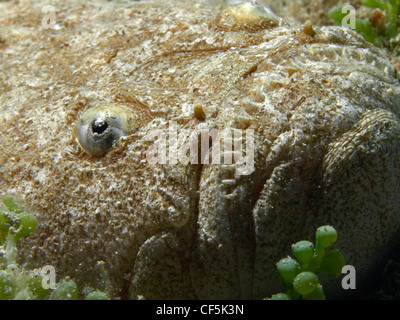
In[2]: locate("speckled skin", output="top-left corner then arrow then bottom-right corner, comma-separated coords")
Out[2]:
1,0 -> 400,299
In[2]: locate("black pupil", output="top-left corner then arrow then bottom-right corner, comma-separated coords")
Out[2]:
92,119 -> 108,135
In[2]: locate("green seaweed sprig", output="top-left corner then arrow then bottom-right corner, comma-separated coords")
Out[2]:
266,225 -> 346,300
0,195 -> 110,300
0,195 -> 46,299
328,0 -> 400,50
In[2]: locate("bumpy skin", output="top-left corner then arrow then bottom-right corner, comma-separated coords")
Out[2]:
1,0 -> 400,299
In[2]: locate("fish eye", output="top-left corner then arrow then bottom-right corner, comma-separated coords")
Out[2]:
76,105 -> 136,155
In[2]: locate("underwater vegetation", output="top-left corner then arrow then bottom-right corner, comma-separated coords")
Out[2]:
0,195 -> 347,300
267,226 -> 346,300
0,196 -> 109,300
328,0 -> 400,51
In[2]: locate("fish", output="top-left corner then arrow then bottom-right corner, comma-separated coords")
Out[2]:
1,0 -> 400,299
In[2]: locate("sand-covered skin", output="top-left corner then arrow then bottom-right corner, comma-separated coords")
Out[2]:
1,0 -> 400,299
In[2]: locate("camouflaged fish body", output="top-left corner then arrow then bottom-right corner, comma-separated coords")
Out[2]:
1,0 -> 400,299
